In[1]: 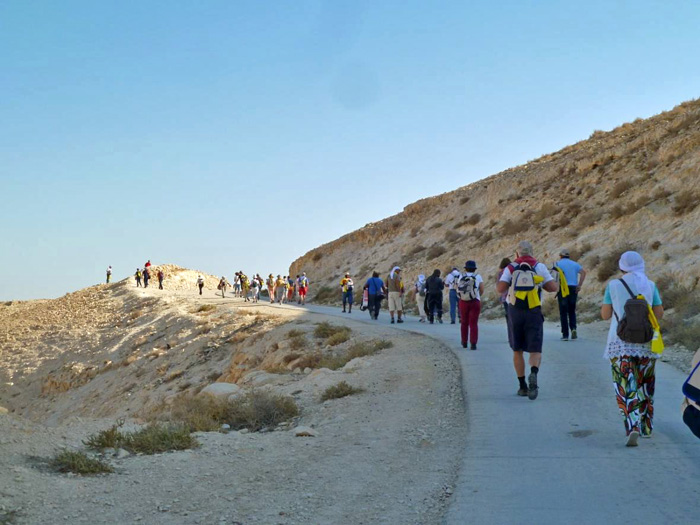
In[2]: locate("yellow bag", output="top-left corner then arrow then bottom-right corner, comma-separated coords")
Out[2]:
647,305 -> 664,355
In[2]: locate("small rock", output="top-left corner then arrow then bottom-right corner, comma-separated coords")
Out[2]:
199,382 -> 241,397
239,429 -> 250,435
303,368 -> 312,374
294,426 -> 317,437
115,448 -> 131,459
221,424 -> 231,431
293,367 -> 302,374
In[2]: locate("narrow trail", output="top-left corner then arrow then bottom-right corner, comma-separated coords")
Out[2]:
288,301 -> 700,525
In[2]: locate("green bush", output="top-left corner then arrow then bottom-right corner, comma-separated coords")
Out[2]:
85,423 -> 199,454
320,381 -> 364,401
50,450 -> 114,475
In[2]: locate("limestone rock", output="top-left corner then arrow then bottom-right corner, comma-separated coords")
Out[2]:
199,382 -> 241,397
294,426 -> 317,437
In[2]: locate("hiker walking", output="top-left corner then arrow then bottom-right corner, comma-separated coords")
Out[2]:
297,273 -> 309,305
266,274 -> 275,303
682,348 -> 700,439
135,268 -> 142,287
233,272 -> 242,297
553,248 -> 587,341
497,241 -> 558,400
250,278 -> 260,302
275,275 -> 287,303
363,271 -> 385,320
340,273 -> 354,313
143,267 -> 150,288
293,275 -> 300,302
425,269 -> 444,324
497,258 -> 512,321
386,267 -> 405,324
217,276 -> 230,298
457,260 -> 484,350
106,266 -> 112,284
287,276 -> 295,302
157,269 -> 165,289
197,275 -> 204,295
444,267 -> 462,324
600,251 -> 663,446
144,260 -> 152,269
414,274 -> 427,322
240,273 -> 250,301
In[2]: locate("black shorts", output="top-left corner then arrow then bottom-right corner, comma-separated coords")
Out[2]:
507,305 -> 544,353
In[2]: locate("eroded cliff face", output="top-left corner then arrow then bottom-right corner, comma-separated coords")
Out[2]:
290,99 -> 700,306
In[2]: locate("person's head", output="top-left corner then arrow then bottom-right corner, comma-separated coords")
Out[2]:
432,269 -> 441,277
296,274 -> 300,278
499,257 -> 511,270
515,240 -> 533,257
345,273 -> 350,277
372,271 -> 379,278
619,251 -> 645,274
302,272 -> 306,276
559,248 -> 570,259
464,260 -> 477,272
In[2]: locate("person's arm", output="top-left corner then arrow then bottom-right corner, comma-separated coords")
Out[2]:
479,282 -> 485,295
652,305 -> 664,320
543,280 -> 559,293
496,281 -> 509,294
601,304 -> 613,320
577,267 -> 587,288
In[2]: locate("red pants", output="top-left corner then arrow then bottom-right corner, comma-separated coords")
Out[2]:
458,299 -> 481,345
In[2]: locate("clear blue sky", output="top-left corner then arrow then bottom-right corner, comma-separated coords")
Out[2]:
2,1 -> 699,300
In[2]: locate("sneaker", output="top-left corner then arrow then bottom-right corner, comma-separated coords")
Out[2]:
571,330 -> 578,340
517,388 -> 528,397
390,318 -> 395,324
560,336 -> 569,341
438,318 -> 443,324
450,320 -> 456,325
461,342 -> 468,348
470,343 -> 477,350
626,431 -> 640,447
397,319 -> 404,324
527,373 -> 538,400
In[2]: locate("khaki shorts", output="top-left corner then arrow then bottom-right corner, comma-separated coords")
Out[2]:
388,291 -> 403,311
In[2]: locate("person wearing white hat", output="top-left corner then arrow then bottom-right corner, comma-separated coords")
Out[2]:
386,267 -> 404,324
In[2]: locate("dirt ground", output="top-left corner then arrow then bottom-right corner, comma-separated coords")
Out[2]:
0,276 -> 466,524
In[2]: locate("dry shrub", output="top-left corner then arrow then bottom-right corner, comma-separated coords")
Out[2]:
314,322 -> 351,340
577,210 -> 602,229
610,180 -> 633,198
467,213 -> 481,225
318,339 -> 393,371
460,196 -> 470,204
158,391 -> 299,432
320,381 -> 364,402
533,202 -> 558,223
312,252 -> 323,262
597,245 -> 632,282
85,423 -> 199,454
652,188 -> 672,201
196,304 -> 216,313
410,226 -> 421,238
326,331 -> 350,346
430,222 -> 443,230
50,450 -> 113,475
408,245 -> 426,256
426,245 -> 446,260
287,329 -> 304,338
501,219 -> 529,236
672,190 -> 698,215
289,335 -> 307,351
650,240 -> 662,251
444,230 -> 461,243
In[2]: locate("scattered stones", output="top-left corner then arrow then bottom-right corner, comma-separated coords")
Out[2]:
294,426 -> 317,437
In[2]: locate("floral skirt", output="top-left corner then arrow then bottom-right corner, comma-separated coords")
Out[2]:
610,356 -> 656,436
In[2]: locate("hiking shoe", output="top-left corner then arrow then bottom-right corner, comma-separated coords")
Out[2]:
450,320 -> 456,325
438,318 -> 443,324
527,373 -> 538,400
470,343 -> 477,350
461,342 -> 468,348
390,318 -> 395,324
560,336 -> 569,341
626,431 -> 640,447
397,319 -> 404,324
571,330 -> 578,340
517,388 -> 528,397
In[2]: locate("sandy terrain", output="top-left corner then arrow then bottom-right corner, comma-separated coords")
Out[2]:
0,273 -> 465,524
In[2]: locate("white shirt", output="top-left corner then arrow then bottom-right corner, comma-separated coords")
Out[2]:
444,270 -> 461,290
499,262 -> 554,285
460,272 -> 484,301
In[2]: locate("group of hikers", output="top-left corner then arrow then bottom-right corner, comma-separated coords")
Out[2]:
337,239 -> 700,444
210,272 -> 310,304
131,260 -> 165,290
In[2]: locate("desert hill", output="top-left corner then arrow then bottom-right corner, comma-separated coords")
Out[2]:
289,99 -> 700,340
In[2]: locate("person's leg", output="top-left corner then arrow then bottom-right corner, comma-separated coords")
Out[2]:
427,294 -> 435,323
449,290 -> 458,323
611,356 -> 641,436
568,287 -> 578,337
436,293 -> 443,321
417,295 -> 426,321
638,357 -> 656,436
348,291 -> 353,312
513,351 -> 525,376
469,300 -> 481,346
458,300 -> 469,346
558,295 -> 569,339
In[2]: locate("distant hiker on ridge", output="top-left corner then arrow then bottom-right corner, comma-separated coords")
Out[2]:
497,240 -> 558,401
157,269 -> 165,290
143,267 -> 150,288
106,266 -> 112,284
197,275 -> 204,295
386,267 -> 405,324
135,268 -> 142,287
553,248 -> 587,341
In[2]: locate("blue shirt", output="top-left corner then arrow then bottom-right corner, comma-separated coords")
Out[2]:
555,258 -> 583,287
365,277 -> 384,295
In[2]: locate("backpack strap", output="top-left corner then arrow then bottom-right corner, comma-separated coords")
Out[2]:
618,278 -> 636,299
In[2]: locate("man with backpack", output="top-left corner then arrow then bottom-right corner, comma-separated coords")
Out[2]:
553,248 -> 587,341
297,273 -> 309,305
497,241 -> 558,400
143,267 -> 150,288
363,271 -> 385,320
457,260 -> 484,350
444,267 -> 462,324
135,268 -> 142,287
425,269 -> 445,324
157,269 -> 165,289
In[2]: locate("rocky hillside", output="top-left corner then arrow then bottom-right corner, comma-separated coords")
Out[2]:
290,99 -> 700,311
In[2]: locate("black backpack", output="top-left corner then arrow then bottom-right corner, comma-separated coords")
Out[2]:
614,278 -> 653,344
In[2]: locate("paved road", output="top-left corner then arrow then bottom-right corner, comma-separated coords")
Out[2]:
293,302 -> 699,525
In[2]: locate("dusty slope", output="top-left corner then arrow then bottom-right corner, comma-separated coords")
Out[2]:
290,99 -> 700,310
0,276 -> 465,524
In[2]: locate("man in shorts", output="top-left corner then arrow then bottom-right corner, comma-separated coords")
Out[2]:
497,241 -> 558,400
297,272 -> 309,305
386,267 -> 404,324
